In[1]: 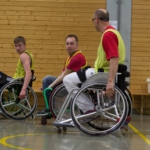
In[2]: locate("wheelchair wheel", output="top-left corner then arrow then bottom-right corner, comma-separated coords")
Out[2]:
71,82 -> 128,136
0,81 -> 37,120
50,84 -> 69,118
123,88 -> 132,116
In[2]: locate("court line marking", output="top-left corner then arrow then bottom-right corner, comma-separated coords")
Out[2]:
129,123 -> 150,145
0,124 -> 150,150
0,132 -> 79,150
0,133 -> 51,150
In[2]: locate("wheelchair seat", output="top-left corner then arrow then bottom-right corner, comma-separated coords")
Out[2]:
81,72 -> 108,88
81,64 -> 130,90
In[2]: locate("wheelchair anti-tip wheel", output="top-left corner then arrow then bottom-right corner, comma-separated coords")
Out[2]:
63,127 -> 67,132
71,82 -> 128,136
56,127 -> 67,134
0,81 -> 37,120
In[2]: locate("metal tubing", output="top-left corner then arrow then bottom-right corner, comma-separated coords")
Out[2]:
116,0 -> 122,31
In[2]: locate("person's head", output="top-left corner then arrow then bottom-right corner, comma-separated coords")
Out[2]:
65,34 -> 78,56
92,9 -> 110,33
14,36 -> 26,54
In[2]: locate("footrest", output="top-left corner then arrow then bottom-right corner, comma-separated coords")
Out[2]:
36,112 -> 49,117
53,122 -> 75,127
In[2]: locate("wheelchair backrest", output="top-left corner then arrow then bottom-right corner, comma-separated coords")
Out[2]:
29,70 -> 36,87
116,64 -> 130,92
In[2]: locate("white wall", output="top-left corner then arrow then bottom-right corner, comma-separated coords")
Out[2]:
107,0 -> 132,71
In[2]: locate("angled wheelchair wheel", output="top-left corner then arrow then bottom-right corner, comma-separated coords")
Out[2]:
71,82 -> 128,136
123,88 -> 132,116
0,81 -> 37,120
49,84 -> 69,118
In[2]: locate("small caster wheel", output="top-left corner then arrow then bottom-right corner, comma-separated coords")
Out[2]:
63,127 -> 67,132
41,117 -> 47,125
57,128 -> 62,134
124,126 -> 128,132
31,115 -> 35,119
120,127 -> 126,136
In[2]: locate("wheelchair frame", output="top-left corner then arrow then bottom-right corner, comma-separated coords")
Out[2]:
52,72 -> 132,136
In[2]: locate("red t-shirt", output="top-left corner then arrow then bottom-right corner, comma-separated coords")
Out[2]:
63,53 -> 86,71
102,26 -> 119,60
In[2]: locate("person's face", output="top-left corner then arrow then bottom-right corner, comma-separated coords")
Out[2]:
65,37 -> 78,55
14,42 -> 26,54
92,15 -> 99,31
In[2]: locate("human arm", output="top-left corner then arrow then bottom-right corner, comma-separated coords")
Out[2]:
49,69 -> 73,88
19,53 -> 32,99
106,57 -> 118,97
49,53 -> 86,88
102,29 -> 119,97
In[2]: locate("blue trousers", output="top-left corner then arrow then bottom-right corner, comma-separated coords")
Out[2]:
42,75 -> 57,104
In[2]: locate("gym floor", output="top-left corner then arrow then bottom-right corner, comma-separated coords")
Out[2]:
0,113 -> 149,150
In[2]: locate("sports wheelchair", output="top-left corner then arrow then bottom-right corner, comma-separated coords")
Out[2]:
0,70 -> 38,120
41,65 -> 132,136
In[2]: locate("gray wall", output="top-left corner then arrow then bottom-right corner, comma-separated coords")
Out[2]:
107,0 -> 132,71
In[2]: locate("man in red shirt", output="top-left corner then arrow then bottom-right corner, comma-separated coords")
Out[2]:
63,9 -> 126,113
37,34 -> 87,114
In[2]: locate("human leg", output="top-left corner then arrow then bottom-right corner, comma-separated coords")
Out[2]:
42,75 -> 56,90
42,75 -> 56,99
63,68 -> 96,113
37,75 -> 56,114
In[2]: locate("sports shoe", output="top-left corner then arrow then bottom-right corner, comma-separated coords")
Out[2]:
45,115 -> 52,119
122,116 -> 131,126
37,109 -> 47,114
84,109 -> 96,114
79,109 -> 96,123
37,109 -> 52,119
116,116 -> 131,126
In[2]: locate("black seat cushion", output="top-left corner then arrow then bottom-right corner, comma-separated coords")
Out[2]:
117,64 -> 130,91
